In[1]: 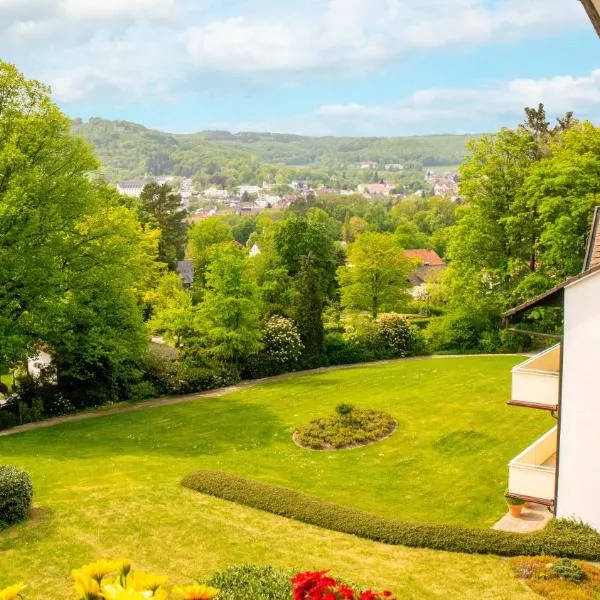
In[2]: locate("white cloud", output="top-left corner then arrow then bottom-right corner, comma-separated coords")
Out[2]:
0,0 -> 592,112
222,70 -> 600,135
181,0 -> 586,76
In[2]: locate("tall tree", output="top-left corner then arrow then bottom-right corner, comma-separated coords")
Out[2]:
188,217 -> 233,289
337,232 -> 412,318
0,61 -> 157,402
292,253 -> 324,360
139,182 -> 187,270
275,213 -> 339,296
194,243 -> 262,366
446,106 -> 590,311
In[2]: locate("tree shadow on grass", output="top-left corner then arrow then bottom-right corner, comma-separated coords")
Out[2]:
0,398 -> 283,461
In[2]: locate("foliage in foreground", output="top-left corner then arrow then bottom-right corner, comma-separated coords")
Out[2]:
0,562 -> 398,600
510,556 -> 600,599
207,565 -> 291,600
182,470 -> 600,560
295,408 -> 396,450
0,465 -> 33,527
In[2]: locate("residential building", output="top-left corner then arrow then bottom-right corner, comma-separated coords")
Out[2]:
357,183 -> 391,197
116,179 -> 149,197
503,207 -> 600,530
237,185 -> 261,196
403,249 -> 446,294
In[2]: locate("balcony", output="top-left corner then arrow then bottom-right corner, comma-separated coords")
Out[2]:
507,426 -> 557,505
508,344 -> 561,410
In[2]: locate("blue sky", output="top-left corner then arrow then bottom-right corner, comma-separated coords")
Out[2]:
1,0 -> 598,136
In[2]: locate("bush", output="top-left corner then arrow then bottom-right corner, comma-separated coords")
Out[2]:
182,471 -> 600,561
425,311 -> 503,354
324,332 -> 364,366
296,408 -> 396,450
551,558 -> 587,583
207,565 -> 292,600
262,316 -> 303,367
0,465 -> 33,526
376,313 -> 414,358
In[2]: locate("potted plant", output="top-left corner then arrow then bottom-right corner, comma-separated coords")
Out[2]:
506,494 -> 526,517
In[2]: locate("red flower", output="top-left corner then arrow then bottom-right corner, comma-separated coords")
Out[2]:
291,571 -> 395,600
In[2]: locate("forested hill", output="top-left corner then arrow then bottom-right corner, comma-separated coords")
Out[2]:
71,117 -> 480,183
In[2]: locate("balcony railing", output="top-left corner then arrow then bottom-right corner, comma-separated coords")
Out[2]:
509,344 -> 561,410
507,426 -> 557,505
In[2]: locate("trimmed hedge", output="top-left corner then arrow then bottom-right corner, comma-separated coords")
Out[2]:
0,465 -> 33,526
182,470 -> 600,561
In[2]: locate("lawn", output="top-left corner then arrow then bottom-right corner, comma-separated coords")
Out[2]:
0,356 -> 548,599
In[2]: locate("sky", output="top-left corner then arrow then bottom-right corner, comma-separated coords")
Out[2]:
1,0 -> 599,136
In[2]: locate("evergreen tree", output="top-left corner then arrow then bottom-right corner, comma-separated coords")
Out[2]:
139,182 -> 187,270
292,253 -> 324,360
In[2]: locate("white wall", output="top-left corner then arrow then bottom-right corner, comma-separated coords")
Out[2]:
556,271 -> 600,530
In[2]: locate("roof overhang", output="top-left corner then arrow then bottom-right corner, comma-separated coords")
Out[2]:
503,263 -> 600,321
581,0 -> 600,37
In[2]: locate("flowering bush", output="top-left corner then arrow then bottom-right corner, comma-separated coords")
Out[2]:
263,316 -> 303,366
376,314 -> 414,358
291,571 -> 395,600
0,560 -> 219,600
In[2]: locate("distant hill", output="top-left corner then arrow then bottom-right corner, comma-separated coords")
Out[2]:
71,117 -> 481,185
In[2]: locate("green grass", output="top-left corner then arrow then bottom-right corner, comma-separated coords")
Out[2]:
0,356 -> 548,599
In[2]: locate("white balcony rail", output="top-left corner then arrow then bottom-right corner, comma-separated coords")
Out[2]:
508,426 -> 557,503
510,344 -> 561,409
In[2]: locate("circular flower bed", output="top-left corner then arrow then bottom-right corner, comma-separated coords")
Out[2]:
295,407 -> 396,451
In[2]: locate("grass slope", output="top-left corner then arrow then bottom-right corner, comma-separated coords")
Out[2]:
0,357 -> 546,599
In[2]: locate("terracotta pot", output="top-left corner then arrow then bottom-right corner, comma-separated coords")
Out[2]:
508,504 -> 523,518
524,501 -> 533,508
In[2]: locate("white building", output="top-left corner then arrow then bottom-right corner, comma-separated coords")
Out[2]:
116,180 -> 149,197
237,185 -> 261,196
504,207 -> 600,530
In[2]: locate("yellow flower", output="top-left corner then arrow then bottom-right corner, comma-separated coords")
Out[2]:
129,572 -> 168,594
102,586 -> 151,600
72,572 -> 103,600
0,584 -> 26,600
172,584 -> 220,600
75,559 -> 120,583
115,560 -> 133,579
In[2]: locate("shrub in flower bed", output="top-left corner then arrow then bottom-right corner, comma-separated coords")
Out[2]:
292,571 -> 395,600
509,556 -> 600,599
207,565 -> 292,599
181,470 -> 600,561
0,465 -> 33,527
295,405 -> 396,450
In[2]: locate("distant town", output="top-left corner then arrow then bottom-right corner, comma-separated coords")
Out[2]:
116,168 -> 460,223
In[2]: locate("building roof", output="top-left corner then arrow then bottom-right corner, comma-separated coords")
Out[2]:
504,208 -> 600,320
176,260 -> 194,286
580,0 -> 600,37
403,249 -> 445,266
584,206 -> 600,271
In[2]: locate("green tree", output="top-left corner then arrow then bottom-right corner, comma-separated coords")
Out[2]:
139,182 -> 187,270
0,61 -> 157,403
194,243 -> 262,365
292,253 -> 324,360
188,217 -> 233,288
148,272 -> 194,346
275,213 -> 339,296
337,232 -> 412,318
446,106 -> 588,311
